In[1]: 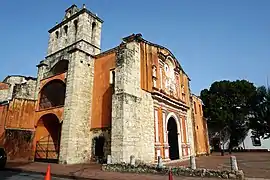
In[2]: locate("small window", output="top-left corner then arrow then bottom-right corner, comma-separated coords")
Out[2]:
56,31 -> 59,39
64,25 -> 68,34
165,64 -> 169,73
194,102 -> 197,114
110,70 -> 115,85
251,136 -> 261,146
91,22 -> 97,43
199,104 -> 202,115
74,20 -> 78,33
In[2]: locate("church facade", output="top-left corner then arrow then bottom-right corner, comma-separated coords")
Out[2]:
0,4 -> 209,164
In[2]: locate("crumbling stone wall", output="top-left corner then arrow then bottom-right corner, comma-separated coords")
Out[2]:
111,41 -> 155,164
13,79 -> 36,100
0,87 -> 9,102
0,76 -> 37,101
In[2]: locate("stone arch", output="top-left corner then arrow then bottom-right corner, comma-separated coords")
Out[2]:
50,60 -> 69,75
35,113 -> 62,163
166,112 -> 182,160
39,79 -> 66,110
91,21 -> 97,44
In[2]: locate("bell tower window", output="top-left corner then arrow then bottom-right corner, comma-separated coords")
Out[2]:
56,31 -> 59,39
64,25 -> 68,35
91,22 -> 97,44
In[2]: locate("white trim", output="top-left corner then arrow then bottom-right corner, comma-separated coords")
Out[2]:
180,117 -> 184,142
185,117 -> 189,143
154,110 -> 159,143
153,101 -> 188,116
166,112 -> 182,158
156,149 -> 161,158
165,148 -> 169,158
163,112 -> 167,143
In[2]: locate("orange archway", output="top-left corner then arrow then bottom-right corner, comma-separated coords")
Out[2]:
34,113 -> 62,163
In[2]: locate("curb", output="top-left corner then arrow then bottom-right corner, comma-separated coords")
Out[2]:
3,167 -> 101,180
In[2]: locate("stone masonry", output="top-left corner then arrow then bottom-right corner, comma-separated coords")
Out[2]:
0,76 -> 36,102
59,50 -> 95,164
111,41 -> 155,164
36,4 -> 104,164
186,108 -> 195,156
0,4 -> 210,165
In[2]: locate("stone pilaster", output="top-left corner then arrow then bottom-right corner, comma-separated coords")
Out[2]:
59,49 -> 94,164
111,41 -> 155,164
186,107 -> 195,156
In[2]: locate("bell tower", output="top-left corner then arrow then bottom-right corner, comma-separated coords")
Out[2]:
40,4 -> 104,164
47,4 -> 102,56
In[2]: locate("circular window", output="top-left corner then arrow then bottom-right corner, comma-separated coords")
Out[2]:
165,64 -> 169,73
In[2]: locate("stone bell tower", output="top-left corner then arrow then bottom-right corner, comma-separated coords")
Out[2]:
43,4 -> 103,164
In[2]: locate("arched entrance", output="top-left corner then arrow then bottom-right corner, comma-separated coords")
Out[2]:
35,114 -> 62,163
167,117 -> 180,160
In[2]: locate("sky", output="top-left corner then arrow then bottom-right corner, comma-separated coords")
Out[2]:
0,0 -> 269,95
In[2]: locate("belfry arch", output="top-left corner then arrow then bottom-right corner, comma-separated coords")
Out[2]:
166,112 -> 182,160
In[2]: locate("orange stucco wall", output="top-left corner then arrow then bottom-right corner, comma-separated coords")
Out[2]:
140,42 -> 190,105
192,96 -> 210,155
91,52 -> 116,129
0,82 -> 9,90
5,99 -> 36,130
139,41 -> 192,160
0,99 -> 36,161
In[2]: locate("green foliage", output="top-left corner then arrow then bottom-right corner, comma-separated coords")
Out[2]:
249,86 -> 270,138
200,80 -> 257,148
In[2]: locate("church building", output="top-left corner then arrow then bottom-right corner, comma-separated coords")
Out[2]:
0,4 -> 209,164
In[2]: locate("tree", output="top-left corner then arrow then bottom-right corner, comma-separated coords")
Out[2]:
250,86 -> 270,138
200,80 -> 257,150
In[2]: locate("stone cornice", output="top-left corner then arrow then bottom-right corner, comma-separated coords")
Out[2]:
94,46 -> 118,58
48,8 -> 103,33
45,39 -> 100,58
67,47 -> 95,58
152,90 -> 190,110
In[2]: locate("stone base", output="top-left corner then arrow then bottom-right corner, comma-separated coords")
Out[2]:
102,163 -> 245,180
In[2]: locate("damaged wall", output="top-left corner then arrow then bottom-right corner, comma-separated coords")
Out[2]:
0,98 -> 36,161
0,76 -> 37,101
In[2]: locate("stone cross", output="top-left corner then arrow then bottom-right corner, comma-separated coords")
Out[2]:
107,155 -> 112,164
190,155 -> 196,170
157,156 -> 163,168
230,156 -> 238,171
130,155 -> 135,166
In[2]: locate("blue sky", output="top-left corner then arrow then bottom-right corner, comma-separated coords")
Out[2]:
0,0 -> 269,95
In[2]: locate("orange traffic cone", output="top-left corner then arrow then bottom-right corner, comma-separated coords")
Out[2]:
44,164 -> 51,180
169,169 -> 173,180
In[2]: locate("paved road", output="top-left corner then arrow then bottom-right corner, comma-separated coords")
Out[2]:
0,170 -> 71,180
